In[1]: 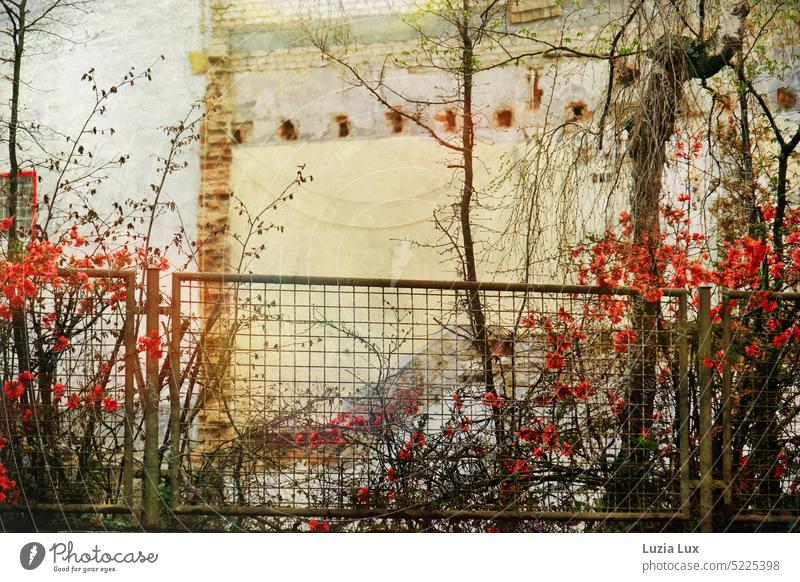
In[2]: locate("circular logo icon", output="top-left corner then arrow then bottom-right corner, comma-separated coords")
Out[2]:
20,542 -> 46,570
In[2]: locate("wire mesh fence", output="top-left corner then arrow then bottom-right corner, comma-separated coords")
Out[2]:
5,268 -> 800,531
169,274 -> 690,523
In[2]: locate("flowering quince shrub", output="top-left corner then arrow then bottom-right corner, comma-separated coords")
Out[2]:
570,192 -> 800,512
0,227 -> 132,505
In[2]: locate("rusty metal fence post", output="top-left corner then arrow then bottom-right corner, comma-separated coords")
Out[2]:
697,287 -> 714,532
720,292 -> 733,513
168,273 -> 182,511
143,268 -> 161,528
122,271 -> 137,506
678,291 -> 691,518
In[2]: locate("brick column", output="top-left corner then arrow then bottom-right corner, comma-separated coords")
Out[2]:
197,19 -> 236,450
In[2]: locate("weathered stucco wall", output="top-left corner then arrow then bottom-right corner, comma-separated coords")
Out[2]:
1,0 -> 203,253
203,0 -> 618,279
229,137 -> 525,279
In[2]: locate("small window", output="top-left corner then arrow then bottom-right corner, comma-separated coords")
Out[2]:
0,170 -> 36,235
334,114 -> 350,137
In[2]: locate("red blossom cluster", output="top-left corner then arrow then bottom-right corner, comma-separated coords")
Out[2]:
295,427 -> 348,449
49,383 -> 119,413
701,350 -> 727,374
674,130 -> 704,161
524,311 -> 588,373
480,391 -> 503,409
67,246 -> 133,271
613,330 -> 637,354
308,519 -> 330,532
772,324 -> 800,348
135,247 -> 170,271
515,418 -> 563,458
606,390 -> 625,416
505,459 -> 530,477
53,335 -> 70,353
398,431 -> 426,461
3,371 -> 34,401
0,437 -> 17,502
294,411 -> 395,450
576,199 -> 800,301
575,210 -> 712,301
0,241 -> 63,315
137,329 -> 164,360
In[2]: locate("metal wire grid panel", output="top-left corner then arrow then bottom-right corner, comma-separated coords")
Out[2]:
170,274 -> 689,519
720,290 -> 800,520
0,269 -> 137,509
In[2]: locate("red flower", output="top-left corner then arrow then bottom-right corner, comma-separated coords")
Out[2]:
66,394 -> 81,410
308,519 -> 330,532
743,343 -> 760,358
21,408 -> 32,423
18,370 -> 35,383
554,381 -> 572,400
357,486 -> 369,504
403,399 -> 420,415
574,379 -> 593,399
515,427 -> 534,442
386,466 -> 398,482
543,351 -> 566,370
755,293 -> 777,313
613,330 -> 637,354
53,383 -> 65,401
86,384 -> 104,403
102,397 -> 119,412
0,216 -> 13,231
69,226 -> 87,247
3,381 -> 24,400
480,391 -> 503,409
53,335 -> 70,353
506,459 -> 530,477
137,329 -> 164,360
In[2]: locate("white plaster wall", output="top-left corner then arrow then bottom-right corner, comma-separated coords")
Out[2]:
1,0 -> 204,254
229,135 -> 526,279
227,52 -> 614,280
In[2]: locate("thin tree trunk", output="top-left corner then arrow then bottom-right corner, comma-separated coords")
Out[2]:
5,0 -> 33,379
